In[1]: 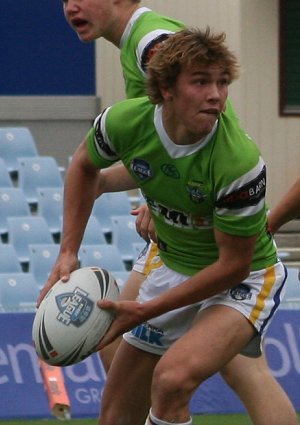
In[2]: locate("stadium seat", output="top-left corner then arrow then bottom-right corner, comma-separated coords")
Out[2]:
37,187 -> 63,239
28,243 -> 60,289
0,244 -> 23,273
0,158 -> 13,187
92,192 -> 132,236
0,127 -> 38,176
0,272 -> 39,313
17,156 -> 63,206
0,188 -> 31,239
79,243 -> 127,271
110,215 -> 144,263
7,216 -> 54,266
82,216 -> 108,245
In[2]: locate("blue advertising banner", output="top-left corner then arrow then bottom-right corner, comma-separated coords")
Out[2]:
0,310 -> 299,419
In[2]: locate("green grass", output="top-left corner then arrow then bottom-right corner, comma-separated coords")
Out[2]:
0,415 -> 253,425
0,414 -> 299,425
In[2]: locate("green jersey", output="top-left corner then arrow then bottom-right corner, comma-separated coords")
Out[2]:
120,8 -> 184,98
87,97 -> 277,276
119,7 -> 237,116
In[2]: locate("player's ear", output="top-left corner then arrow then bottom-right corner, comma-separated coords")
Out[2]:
160,85 -> 173,102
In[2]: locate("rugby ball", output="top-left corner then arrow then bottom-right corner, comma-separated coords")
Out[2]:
32,266 -> 119,366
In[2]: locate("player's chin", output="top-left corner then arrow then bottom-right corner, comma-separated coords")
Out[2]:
75,29 -> 95,43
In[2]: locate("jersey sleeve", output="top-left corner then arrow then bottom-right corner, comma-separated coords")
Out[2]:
136,30 -> 175,75
86,107 -> 120,169
213,156 -> 267,237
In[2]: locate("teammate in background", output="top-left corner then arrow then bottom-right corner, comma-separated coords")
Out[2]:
268,176 -> 300,233
58,2 -> 297,424
39,28 -> 297,425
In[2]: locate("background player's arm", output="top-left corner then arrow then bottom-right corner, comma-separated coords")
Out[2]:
268,176 -> 300,233
96,163 -> 138,196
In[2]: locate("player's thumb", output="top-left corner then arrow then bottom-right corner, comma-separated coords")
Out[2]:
97,299 -> 115,311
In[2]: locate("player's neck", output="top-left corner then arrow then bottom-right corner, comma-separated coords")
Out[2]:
106,4 -> 140,47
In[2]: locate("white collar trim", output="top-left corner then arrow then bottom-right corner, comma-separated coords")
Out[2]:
154,105 -> 218,158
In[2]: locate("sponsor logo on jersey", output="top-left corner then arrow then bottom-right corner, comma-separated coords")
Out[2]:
141,33 -> 170,72
148,197 -> 212,229
230,284 -> 252,301
131,322 -> 163,346
186,181 -> 207,203
131,158 -> 152,181
55,287 -> 94,327
94,113 -> 116,158
216,166 -> 266,209
161,163 -> 180,179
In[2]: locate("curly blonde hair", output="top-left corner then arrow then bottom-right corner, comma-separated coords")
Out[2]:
146,27 -> 240,104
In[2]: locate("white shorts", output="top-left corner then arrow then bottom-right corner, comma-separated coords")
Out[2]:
125,243 -> 287,357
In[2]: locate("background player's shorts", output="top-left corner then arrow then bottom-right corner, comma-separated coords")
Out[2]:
125,248 -> 287,357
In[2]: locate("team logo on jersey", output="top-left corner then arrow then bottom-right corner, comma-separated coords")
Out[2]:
55,287 -> 94,327
230,284 -> 252,301
186,181 -> 207,203
161,164 -> 180,179
216,166 -> 266,209
141,33 -> 170,72
131,158 -> 152,181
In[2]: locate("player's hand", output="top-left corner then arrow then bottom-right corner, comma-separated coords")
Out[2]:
95,299 -> 146,349
36,252 -> 79,308
131,204 -> 157,243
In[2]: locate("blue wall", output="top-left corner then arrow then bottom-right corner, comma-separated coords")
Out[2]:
0,1 -> 95,95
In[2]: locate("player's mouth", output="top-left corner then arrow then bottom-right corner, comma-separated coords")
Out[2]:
70,17 -> 89,31
200,108 -> 220,116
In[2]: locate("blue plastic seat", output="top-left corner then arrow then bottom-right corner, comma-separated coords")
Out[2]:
79,243 -> 126,271
0,272 -> 39,313
110,215 -> 144,263
17,156 -> 63,205
82,216 -> 107,245
0,188 -> 31,238
7,216 -> 54,265
92,192 -> 132,235
28,243 -> 60,289
0,127 -> 38,176
0,244 -> 23,273
37,187 -> 63,237
0,158 -> 13,187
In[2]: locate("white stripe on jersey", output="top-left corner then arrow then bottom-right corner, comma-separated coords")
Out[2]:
92,108 -> 118,161
215,156 -> 266,217
136,29 -> 175,75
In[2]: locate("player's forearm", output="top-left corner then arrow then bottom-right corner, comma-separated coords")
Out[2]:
60,148 -> 99,255
140,257 -> 251,321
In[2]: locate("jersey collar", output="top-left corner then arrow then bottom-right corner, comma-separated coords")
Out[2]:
154,105 -> 218,159
120,7 -> 151,48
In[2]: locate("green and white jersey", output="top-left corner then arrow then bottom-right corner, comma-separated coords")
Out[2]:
87,97 -> 277,276
119,7 -> 237,117
120,7 -> 184,98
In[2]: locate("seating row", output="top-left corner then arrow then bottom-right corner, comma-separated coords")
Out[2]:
0,268 -> 130,314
